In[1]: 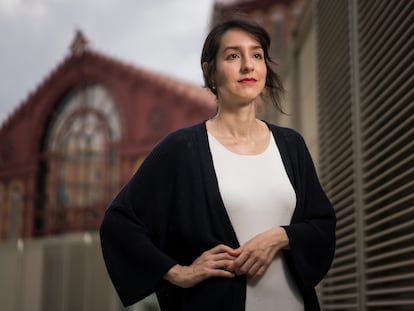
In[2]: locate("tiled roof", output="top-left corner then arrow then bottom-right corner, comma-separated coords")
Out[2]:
87,48 -> 215,105
1,32 -> 215,131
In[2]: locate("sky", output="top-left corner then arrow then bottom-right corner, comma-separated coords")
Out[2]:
0,0 -> 214,125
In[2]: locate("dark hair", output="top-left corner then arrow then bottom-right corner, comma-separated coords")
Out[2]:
201,17 -> 285,113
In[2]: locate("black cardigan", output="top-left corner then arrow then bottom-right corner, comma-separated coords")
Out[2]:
100,122 -> 336,310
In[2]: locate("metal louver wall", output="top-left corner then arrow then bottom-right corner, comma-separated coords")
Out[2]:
358,0 -> 414,309
316,0 -> 359,309
316,0 -> 414,310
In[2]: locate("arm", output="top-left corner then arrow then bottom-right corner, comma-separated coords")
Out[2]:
100,203 -> 178,306
281,129 -> 336,288
100,134 -> 179,306
164,244 -> 238,288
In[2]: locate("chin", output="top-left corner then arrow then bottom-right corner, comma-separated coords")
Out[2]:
240,92 -> 262,103
219,90 -> 261,105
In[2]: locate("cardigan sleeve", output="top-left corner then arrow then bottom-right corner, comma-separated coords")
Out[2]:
281,129 -> 336,289
99,134 -> 180,306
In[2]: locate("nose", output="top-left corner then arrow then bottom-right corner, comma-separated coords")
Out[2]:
241,56 -> 254,72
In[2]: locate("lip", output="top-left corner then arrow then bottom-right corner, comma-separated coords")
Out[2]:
238,78 -> 257,83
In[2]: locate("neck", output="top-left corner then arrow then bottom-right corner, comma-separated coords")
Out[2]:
209,104 -> 261,139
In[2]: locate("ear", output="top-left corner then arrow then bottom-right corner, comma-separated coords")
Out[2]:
202,62 -> 208,76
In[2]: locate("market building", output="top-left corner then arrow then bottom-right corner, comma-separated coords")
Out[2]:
0,31 -> 215,310
0,31 -> 214,241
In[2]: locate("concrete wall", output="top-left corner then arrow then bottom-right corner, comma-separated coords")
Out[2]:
297,25 -> 319,167
0,233 -> 159,311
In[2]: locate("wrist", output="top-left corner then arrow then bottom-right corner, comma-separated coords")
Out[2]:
273,227 -> 289,249
164,264 -> 184,286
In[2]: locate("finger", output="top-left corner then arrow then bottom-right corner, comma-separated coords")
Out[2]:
212,259 -> 235,270
235,256 -> 255,275
255,265 -> 267,278
211,244 -> 237,255
200,251 -> 236,266
213,252 -> 238,261
246,261 -> 262,279
232,251 -> 250,269
227,253 -> 246,272
226,247 -> 242,257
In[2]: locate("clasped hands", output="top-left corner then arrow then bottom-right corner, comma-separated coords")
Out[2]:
164,227 -> 289,288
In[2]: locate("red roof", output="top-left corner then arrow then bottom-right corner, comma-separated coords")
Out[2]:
0,32 -> 215,132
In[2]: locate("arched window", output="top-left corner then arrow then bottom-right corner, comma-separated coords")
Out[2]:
43,84 -> 121,213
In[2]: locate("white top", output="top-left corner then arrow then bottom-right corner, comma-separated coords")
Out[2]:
208,132 -> 304,311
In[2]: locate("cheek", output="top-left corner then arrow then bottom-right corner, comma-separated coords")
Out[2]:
214,68 -> 231,87
260,63 -> 267,77
260,68 -> 267,87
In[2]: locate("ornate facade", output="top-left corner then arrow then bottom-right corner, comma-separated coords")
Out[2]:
0,31 -> 215,241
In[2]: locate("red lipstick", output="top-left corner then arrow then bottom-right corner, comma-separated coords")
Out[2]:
238,78 -> 257,83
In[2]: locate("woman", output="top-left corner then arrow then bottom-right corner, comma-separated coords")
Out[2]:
100,18 -> 336,311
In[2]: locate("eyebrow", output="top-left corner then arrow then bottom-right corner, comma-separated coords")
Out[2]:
223,45 -> 263,52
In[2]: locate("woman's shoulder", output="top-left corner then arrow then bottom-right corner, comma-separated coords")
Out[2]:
265,122 -> 305,146
154,122 -> 205,152
163,122 -> 204,143
141,122 -> 205,168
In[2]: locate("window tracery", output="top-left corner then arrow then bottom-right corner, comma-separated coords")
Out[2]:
44,84 -> 121,213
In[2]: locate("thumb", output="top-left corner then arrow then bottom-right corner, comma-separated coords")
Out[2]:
227,246 -> 242,257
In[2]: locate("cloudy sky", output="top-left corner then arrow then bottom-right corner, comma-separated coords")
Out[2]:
0,0 -> 214,125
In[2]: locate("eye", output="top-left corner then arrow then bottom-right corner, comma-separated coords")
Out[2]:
253,53 -> 263,59
226,53 -> 239,60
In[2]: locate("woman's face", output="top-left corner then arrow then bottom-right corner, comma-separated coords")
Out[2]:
209,28 -> 267,106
